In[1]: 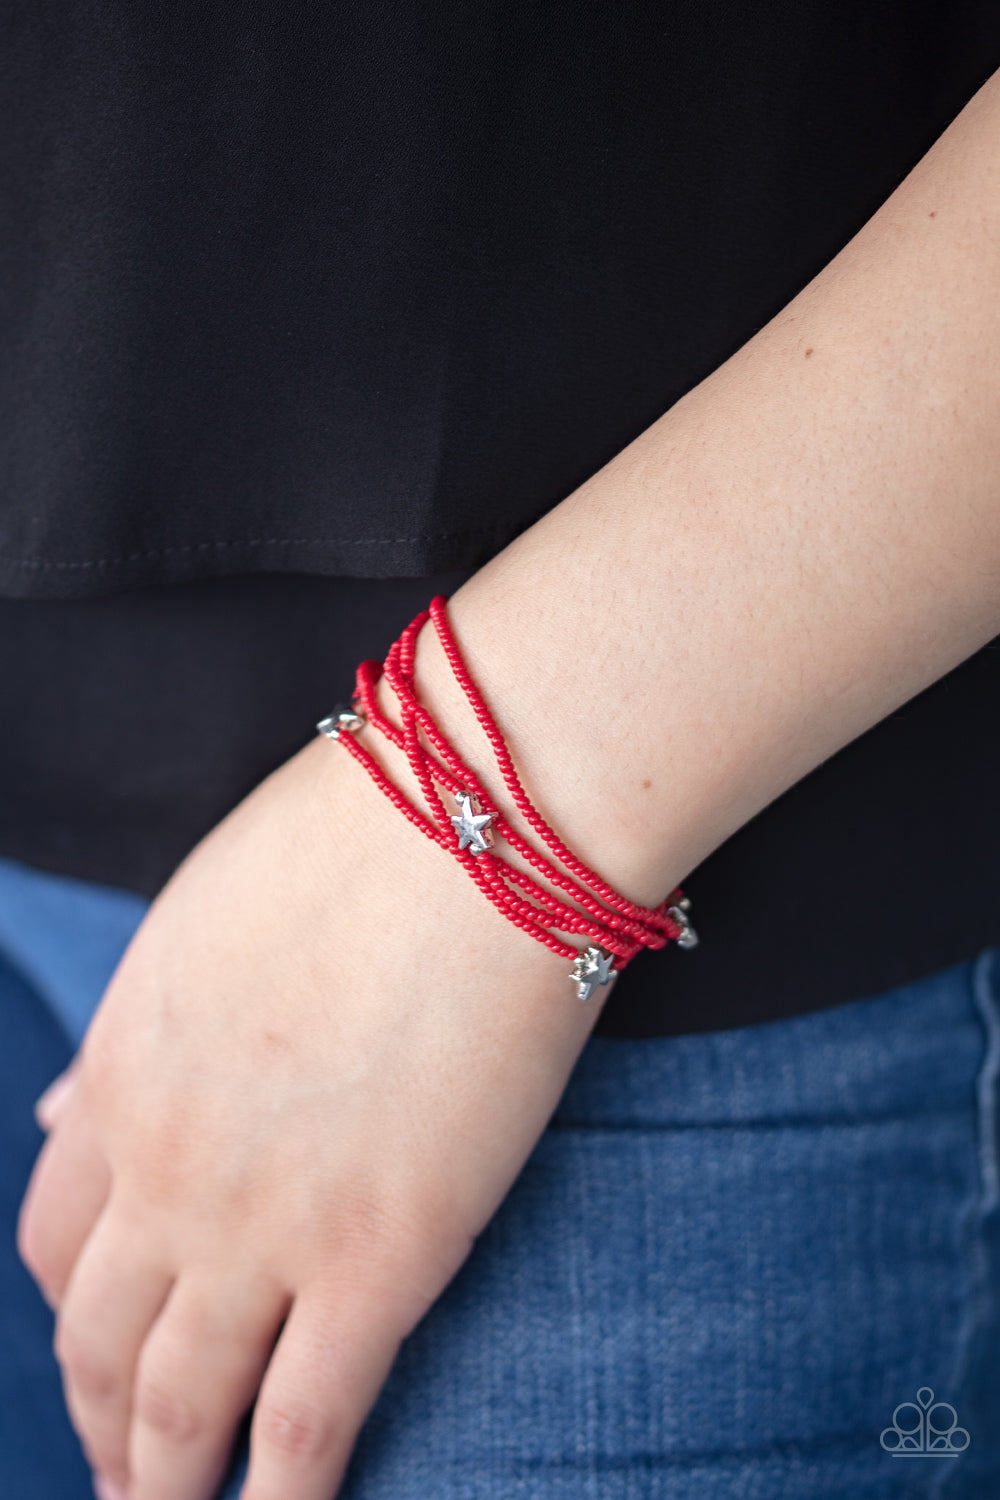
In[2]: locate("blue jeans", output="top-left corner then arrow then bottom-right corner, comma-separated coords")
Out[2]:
1,853 -> 998,1499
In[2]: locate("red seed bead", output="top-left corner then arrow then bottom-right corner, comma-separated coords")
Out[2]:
335,596 -> 690,970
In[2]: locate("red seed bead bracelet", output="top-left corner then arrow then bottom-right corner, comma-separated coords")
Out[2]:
317,597 -> 698,1001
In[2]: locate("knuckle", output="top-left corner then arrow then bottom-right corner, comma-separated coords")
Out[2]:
134,1375 -> 202,1444
256,1397 -> 335,1461
17,1210 -> 66,1302
336,1191 -> 473,1324
331,1183 -> 436,1271
54,1325 -> 123,1402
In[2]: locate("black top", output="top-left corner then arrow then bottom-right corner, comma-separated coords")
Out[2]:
1,2 -> 999,1037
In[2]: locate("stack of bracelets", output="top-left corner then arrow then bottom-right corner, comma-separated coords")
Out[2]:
317,595 -> 698,1001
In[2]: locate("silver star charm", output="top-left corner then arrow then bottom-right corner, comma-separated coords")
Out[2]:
570,945 -> 618,1001
667,900 -> 699,949
450,790 -> 495,853
316,703 -> 365,741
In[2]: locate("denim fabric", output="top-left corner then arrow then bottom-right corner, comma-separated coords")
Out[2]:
0,853 -> 997,1499
0,855 -> 147,1046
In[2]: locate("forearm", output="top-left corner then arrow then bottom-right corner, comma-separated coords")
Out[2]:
420,66 -> 1000,909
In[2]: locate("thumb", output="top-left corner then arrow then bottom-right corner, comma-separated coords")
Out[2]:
34,1060 -> 80,1132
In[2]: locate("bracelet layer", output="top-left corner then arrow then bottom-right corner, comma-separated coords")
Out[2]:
318,597 -> 698,1000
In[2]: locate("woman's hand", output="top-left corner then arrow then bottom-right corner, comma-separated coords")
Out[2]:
18,725 -> 601,1500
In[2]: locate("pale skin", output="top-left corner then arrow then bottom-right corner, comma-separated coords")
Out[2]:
18,61 -> 1000,1500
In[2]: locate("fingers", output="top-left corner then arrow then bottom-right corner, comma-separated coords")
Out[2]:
17,1100 -> 111,1309
58,1216 -> 291,1500
240,1287 -> 407,1500
54,1207 -> 174,1488
126,1271 -> 290,1500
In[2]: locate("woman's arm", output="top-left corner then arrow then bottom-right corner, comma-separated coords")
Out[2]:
426,65 -> 1000,908
19,62 -> 1000,1500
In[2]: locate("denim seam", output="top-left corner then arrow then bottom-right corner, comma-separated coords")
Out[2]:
934,946 -> 1000,1498
970,947 -> 1000,1215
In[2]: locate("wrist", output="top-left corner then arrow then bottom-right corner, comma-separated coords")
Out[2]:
304,730 -> 612,1047
405,581 -> 697,911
